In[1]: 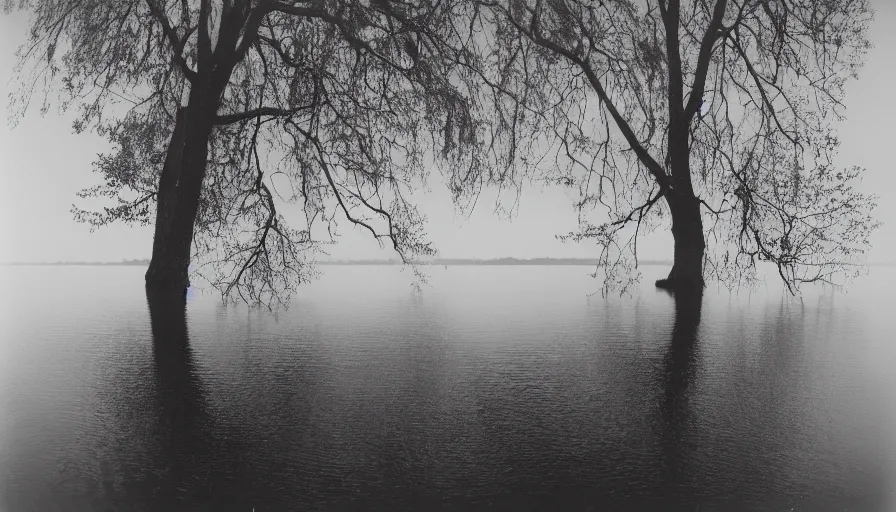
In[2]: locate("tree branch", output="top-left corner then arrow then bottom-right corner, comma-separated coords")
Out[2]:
230,2 -> 272,66
660,0 -> 685,122
144,0 -> 198,82
504,10 -> 672,192
684,0 -> 728,121
727,30 -> 799,146
610,187 -> 666,227
267,2 -> 414,72
197,0 -> 213,75
214,105 -> 312,125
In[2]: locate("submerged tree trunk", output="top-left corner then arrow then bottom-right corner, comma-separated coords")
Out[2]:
145,100 -> 215,297
145,107 -> 188,295
656,191 -> 706,293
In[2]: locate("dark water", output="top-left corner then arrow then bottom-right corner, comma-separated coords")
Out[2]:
1,265 -> 894,511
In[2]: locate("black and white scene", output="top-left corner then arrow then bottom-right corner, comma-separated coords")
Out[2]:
1,0 -> 895,510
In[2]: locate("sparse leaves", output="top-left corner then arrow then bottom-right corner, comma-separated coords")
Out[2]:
477,0 -> 877,294
7,0 -> 530,307
6,0 -> 879,302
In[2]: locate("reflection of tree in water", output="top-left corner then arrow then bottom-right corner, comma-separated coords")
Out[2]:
145,290 -> 245,510
657,289 -> 703,507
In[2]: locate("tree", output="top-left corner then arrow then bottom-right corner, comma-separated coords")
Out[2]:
4,0 -> 524,306
473,0 -> 879,294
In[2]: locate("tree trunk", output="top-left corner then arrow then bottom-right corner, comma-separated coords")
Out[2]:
145,102 -> 214,297
656,192 -> 706,293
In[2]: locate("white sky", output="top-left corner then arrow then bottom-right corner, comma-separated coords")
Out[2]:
1,3 -> 894,263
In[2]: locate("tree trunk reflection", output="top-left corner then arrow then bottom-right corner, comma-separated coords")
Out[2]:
145,290 -> 243,509
658,288 -> 703,506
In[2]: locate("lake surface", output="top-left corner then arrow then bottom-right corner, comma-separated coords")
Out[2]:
1,265 -> 894,511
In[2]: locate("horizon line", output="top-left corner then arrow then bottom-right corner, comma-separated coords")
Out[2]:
1,256 -> 661,266
3,257 -> 896,267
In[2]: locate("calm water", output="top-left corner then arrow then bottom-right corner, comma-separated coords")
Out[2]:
1,265 -> 894,511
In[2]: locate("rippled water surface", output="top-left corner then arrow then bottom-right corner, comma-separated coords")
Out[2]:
1,265 -> 894,511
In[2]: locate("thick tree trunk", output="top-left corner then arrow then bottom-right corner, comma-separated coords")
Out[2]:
145,107 -> 188,295
656,193 -> 706,293
145,102 -> 215,297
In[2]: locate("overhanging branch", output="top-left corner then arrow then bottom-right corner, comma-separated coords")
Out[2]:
684,0 -> 728,121
144,0 -> 198,82
214,105 -> 312,125
502,8 -> 672,192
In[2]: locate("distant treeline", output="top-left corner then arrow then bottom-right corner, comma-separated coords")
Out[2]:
318,257 -> 674,266
6,258 -> 895,267
3,259 -> 151,266
4,257 -> 667,266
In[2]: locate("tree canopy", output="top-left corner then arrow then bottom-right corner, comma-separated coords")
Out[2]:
4,0 -> 535,305
471,0 -> 879,294
4,0 -> 880,301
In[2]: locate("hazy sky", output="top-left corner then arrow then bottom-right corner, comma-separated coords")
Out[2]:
1,3 -> 894,263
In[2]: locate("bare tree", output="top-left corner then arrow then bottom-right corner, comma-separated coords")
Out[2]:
472,0 -> 879,294
4,0 -> 527,306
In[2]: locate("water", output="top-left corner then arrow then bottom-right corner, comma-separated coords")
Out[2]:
1,265 -> 894,511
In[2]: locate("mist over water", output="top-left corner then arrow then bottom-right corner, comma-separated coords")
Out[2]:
1,265 -> 893,511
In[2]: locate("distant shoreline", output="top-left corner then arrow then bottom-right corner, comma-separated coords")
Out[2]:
318,258 -> 674,266
1,258 -> 670,267
2,261 -> 152,266
4,259 -> 895,267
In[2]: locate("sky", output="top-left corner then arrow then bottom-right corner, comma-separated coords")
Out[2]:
1,3 -> 894,264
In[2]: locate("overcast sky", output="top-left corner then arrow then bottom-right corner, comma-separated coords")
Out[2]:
1,3 -> 894,263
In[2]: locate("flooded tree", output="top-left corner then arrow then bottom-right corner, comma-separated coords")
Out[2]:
5,0 -> 880,302
4,0 -> 527,306
474,0 -> 879,294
